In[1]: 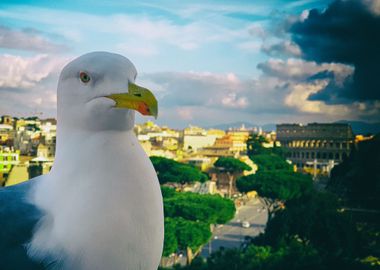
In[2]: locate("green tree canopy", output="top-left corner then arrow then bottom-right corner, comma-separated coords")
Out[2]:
163,218 -> 178,256
175,218 -> 211,252
163,217 -> 211,256
168,192 -> 369,270
214,157 -> 251,173
251,154 -> 292,172
237,170 -> 312,219
247,134 -> 286,157
214,157 -> 252,197
247,134 -> 270,156
237,171 -> 312,197
151,156 -> 208,184
328,134 -> 380,210
161,186 -> 176,198
163,190 -> 235,225
171,241 -> 328,270
260,192 -> 361,259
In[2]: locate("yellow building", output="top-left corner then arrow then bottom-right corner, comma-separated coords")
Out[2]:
0,124 -> 13,144
183,134 -> 217,151
207,129 -> 225,138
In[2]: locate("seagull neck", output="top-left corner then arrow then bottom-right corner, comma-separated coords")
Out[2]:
52,126 -> 137,176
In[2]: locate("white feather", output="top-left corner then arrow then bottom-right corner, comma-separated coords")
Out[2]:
27,52 -> 164,270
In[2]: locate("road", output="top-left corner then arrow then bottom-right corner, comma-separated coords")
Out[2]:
201,198 -> 268,257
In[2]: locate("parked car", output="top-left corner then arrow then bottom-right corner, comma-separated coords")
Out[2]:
242,221 -> 250,228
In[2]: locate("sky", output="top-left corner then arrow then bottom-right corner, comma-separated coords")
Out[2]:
0,0 -> 379,128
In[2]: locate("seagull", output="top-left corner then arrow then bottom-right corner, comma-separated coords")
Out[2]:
0,52 -> 164,270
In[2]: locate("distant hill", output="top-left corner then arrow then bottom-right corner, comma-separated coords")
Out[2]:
334,120 -> 380,135
261,123 -> 277,132
207,120 -> 380,134
207,121 -> 257,130
207,121 -> 277,132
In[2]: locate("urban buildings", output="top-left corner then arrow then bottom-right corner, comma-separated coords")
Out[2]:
276,123 -> 355,175
2,114 -> 361,194
0,149 -> 20,185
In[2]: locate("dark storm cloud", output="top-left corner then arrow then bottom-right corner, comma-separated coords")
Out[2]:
308,75 -> 355,104
307,70 -> 335,81
289,0 -> 380,103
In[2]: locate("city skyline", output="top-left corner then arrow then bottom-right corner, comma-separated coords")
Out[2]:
0,0 -> 379,128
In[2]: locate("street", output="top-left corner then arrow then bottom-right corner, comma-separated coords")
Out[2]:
201,198 -> 268,257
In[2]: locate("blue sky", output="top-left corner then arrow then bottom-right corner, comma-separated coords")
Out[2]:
0,0 -> 379,128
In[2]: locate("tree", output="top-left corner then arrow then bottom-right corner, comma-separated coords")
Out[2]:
174,241 -> 325,270
170,192 -> 369,270
328,134 -> 380,210
164,217 -> 211,265
161,188 -> 235,265
27,164 -> 43,179
328,134 -> 380,265
251,154 -> 292,172
237,170 -> 312,220
214,157 -> 251,197
247,135 -> 287,158
163,191 -> 235,225
247,134 -> 269,156
260,192 -> 361,260
151,156 -> 208,185
163,218 -> 178,257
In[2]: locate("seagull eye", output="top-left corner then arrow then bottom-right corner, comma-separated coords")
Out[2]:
79,71 -> 91,83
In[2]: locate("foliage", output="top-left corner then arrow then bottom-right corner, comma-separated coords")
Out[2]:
328,134 -> 380,263
163,190 -> 235,225
237,170 -> 312,198
213,157 -> 251,173
328,134 -> 380,210
174,241 -> 328,270
237,170 -> 312,219
163,218 -> 178,256
247,134 -> 286,157
251,154 -> 292,172
247,134 -> 269,156
161,186 -> 176,198
166,132 -> 379,270
161,187 -> 235,259
171,191 -> 371,270
260,192 -> 362,259
151,156 -> 208,184
27,164 -> 43,179
163,217 -> 211,255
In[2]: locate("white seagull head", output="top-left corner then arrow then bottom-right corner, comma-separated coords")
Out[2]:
57,51 -> 157,132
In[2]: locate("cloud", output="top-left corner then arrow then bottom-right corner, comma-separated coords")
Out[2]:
137,56 -> 378,125
0,54 -> 67,117
0,54 -> 65,88
0,25 -> 67,53
176,107 -> 194,120
139,71 -> 249,109
289,0 -> 380,103
237,41 -> 261,52
257,58 -> 353,81
261,40 -> 301,57
364,0 -> 380,15
0,6 -> 250,56
252,56 -> 380,121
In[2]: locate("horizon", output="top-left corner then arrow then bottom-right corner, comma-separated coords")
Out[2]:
2,113 -> 379,134
0,0 -> 379,128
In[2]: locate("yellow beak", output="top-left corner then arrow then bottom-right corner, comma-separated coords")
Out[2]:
106,82 -> 158,118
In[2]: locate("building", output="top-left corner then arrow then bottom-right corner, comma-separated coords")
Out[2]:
0,124 -> 14,145
276,123 -> 354,175
0,149 -> 20,185
182,126 -> 219,151
184,157 -> 213,171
